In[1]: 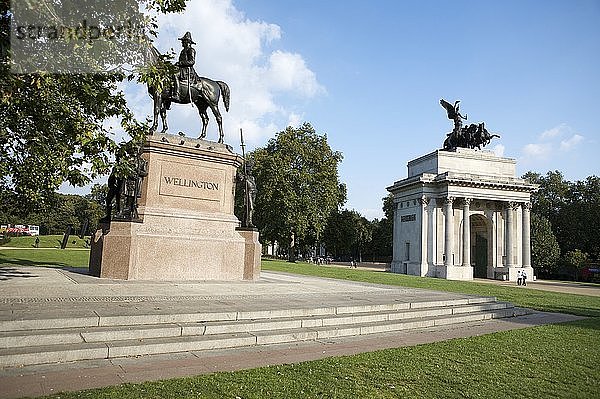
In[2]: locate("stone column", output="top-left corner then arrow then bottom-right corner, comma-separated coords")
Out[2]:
391,202 -> 404,273
427,198 -> 437,267
505,202 -> 515,267
462,198 -> 471,267
522,202 -> 531,268
444,197 -> 454,267
419,196 -> 430,274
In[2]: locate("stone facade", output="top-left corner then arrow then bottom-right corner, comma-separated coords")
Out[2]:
387,148 -> 536,281
90,134 -> 261,281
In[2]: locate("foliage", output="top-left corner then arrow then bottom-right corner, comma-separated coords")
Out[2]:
1,192 -> 104,235
523,171 -> 600,260
363,194 -> 394,261
0,0 -> 187,212
85,183 -> 109,207
563,249 -> 589,280
251,123 -> 345,260
530,213 -> 560,277
323,209 -> 372,261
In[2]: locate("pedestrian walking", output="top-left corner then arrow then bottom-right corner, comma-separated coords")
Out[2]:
522,270 -> 528,286
516,270 -> 522,286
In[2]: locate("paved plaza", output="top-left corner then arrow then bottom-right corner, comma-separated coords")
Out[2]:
0,265 -> 585,398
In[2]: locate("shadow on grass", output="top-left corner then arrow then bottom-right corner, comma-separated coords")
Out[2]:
0,254 -> 72,268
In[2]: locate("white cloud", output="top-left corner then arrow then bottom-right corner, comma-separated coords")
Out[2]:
540,123 -> 568,140
266,51 -> 324,97
127,0 -> 324,147
522,143 -> 552,159
521,124 -> 584,162
560,134 -> 584,151
492,144 -> 505,157
287,112 -> 303,128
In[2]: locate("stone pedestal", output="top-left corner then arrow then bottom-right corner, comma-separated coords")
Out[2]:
436,265 -> 474,281
89,133 -> 261,281
237,227 -> 261,281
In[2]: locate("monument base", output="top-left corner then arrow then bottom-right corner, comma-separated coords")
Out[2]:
435,265 -> 473,281
390,261 -> 406,274
89,208 -> 252,280
236,227 -> 262,281
89,134 -> 261,281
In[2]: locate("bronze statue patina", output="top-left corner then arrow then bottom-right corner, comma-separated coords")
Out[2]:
104,145 -> 148,222
239,129 -> 257,228
440,99 -> 500,151
172,32 -> 198,103
146,32 -> 231,143
238,162 -> 257,228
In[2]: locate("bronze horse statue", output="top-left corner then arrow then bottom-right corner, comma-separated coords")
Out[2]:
145,45 -> 230,143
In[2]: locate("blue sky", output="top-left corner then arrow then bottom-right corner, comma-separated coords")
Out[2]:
65,0 -> 600,219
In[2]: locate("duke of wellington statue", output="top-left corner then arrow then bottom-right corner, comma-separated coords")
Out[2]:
90,32 -> 261,281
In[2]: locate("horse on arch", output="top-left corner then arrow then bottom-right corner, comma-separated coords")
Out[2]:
144,45 -> 230,143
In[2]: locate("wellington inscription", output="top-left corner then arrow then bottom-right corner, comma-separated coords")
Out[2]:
162,176 -> 219,191
159,163 -> 224,203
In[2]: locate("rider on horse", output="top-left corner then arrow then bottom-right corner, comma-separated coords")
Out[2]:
172,32 -> 198,103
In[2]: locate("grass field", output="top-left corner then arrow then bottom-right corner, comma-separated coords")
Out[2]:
0,234 -> 90,249
0,248 -> 90,268
262,260 -> 600,317
1,251 -> 598,398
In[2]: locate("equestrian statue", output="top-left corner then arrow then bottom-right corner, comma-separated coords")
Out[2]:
146,32 -> 230,143
440,99 -> 500,151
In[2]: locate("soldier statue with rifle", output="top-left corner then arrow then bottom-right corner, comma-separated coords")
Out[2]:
238,129 -> 257,228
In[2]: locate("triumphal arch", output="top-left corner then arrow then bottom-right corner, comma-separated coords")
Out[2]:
387,100 -> 537,281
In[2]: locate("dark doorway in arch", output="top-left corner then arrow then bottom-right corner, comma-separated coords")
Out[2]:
470,214 -> 489,278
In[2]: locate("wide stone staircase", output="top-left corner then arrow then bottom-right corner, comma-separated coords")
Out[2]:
0,296 -> 528,368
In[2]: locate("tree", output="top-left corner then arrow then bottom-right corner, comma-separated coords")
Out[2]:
530,213 -> 560,277
363,194 -> 394,261
323,209 -> 372,261
563,176 -> 600,259
0,0 -> 186,213
85,184 -> 109,208
563,249 -> 589,281
524,172 -> 600,260
251,123 -> 346,261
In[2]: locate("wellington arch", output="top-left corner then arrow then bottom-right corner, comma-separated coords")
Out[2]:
387,148 -> 537,281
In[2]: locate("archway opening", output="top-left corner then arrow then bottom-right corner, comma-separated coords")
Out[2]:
470,214 -> 489,278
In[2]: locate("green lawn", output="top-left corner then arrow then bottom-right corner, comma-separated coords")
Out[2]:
263,260 -> 600,317
2,252 -> 598,398
0,248 -> 90,268
37,318 -> 600,399
0,234 -> 90,248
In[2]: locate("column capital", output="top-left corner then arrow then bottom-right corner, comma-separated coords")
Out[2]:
418,196 -> 430,207
443,196 -> 455,206
462,197 -> 472,207
522,201 -> 532,211
504,201 -> 519,211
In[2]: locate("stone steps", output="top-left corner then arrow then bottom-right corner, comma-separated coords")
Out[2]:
0,298 -> 530,368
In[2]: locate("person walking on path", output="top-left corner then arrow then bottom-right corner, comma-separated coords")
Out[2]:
517,270 -> 522,286
522,270 -> 528,286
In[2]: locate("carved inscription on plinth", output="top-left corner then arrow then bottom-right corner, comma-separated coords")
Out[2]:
159,162 -> 225,203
